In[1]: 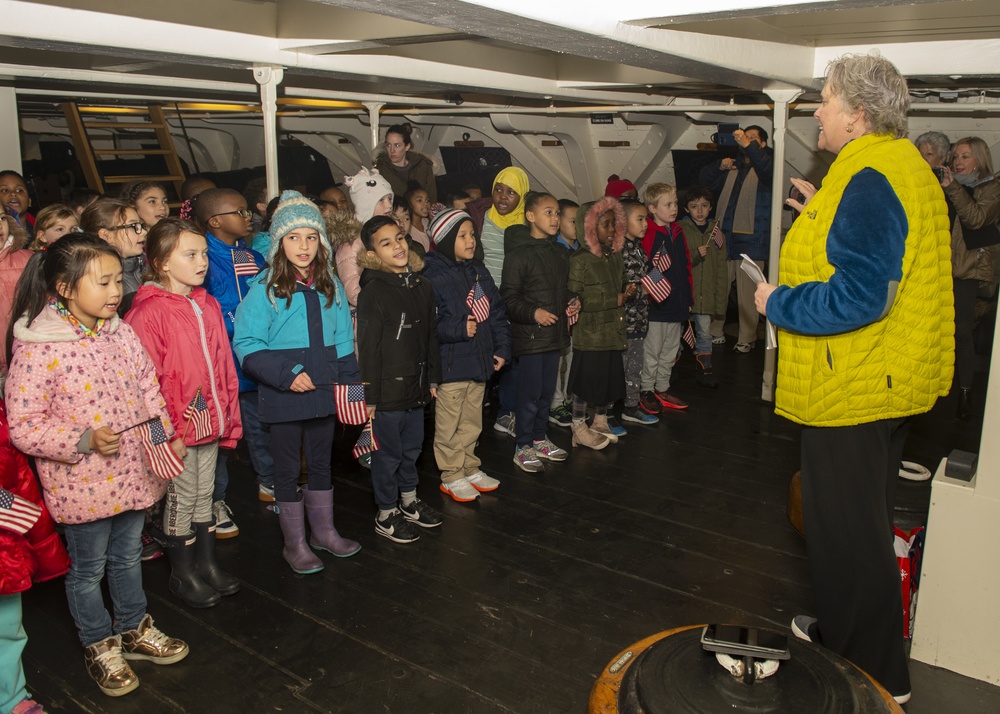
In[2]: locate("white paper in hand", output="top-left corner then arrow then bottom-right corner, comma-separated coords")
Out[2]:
739,254 -> 777,350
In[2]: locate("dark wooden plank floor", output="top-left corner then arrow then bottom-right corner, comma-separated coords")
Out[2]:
20,338 -> 1000,713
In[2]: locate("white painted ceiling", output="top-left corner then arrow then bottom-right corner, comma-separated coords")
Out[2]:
1,0 -> 998,110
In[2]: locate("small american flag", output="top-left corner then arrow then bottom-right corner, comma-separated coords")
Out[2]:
711,223 -> 725,249
567,303 -> 578,328
334,383 -> 368,425
652,246 -> 671,273
352,418 -> 379,459
232,249 -> 260,278
182,388 -> 212,441
0,487 -> 42,535
466,280 -> 491,324
137,418 -> 185,481
682,322 -> 696,349
641,267 -> 672,303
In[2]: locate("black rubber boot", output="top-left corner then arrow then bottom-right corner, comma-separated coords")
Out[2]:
193,521 -> 241,596
163,533 -> 221,608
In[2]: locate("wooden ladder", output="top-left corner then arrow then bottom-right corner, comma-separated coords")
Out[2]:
60,102 -> 187,199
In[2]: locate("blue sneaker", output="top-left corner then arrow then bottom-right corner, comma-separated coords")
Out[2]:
621,406 -> 659,425
606,416 -> 627,437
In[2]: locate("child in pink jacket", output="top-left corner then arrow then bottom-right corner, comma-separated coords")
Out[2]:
125,218 -> 243,609
4,234 -> 189,698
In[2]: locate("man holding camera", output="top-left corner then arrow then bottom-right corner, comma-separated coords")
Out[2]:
699,126 -> 774,352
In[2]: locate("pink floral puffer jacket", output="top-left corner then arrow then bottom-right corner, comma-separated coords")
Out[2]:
4,305 -> 173,524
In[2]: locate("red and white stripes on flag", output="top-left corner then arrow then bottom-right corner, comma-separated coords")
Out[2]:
711,223 -> 725,249
567,303 -> 578,328
466,280 -> 491,324
334,383 -> 368,425
137,418 -> 185,481
652,246 -> 671,273
232,249 -> 260,278
682,322 -> 696,349
640,266 -> 672,303
182,388 -> 212,441
0,487 -> 42,535
352,418 -> 379,459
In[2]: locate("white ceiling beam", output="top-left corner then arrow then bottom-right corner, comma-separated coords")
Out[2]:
814,40 -> 1000,79
312,0 -> 817,90
0,0 -> 668,105
617,0 -> 950,26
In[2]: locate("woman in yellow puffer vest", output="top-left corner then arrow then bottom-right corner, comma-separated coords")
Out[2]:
754,53 -> 954,707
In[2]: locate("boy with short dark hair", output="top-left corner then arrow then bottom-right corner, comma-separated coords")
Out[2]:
639,183 -> 692,415
678,186 -> 727,388
549,198 -> 580,427
620,200 -> 658,424
196,188 -> 272,535
356,216 -> 442,543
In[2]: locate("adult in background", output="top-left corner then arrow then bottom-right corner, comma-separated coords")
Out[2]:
699,125 -> 773,352
938,136 -> 1000,419
754,53 -> 954,706
374,123 -> 437,203
914,130 -> 950,170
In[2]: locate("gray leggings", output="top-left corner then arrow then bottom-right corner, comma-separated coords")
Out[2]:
163,442 -> 218,536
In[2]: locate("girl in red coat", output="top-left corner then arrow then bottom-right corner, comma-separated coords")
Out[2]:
125,219 -> 242,609
1,397 -> 71,714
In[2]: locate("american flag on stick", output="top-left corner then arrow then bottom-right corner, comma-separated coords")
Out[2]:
682,322 -> 696,349
567,304 -> 578,328
465,280 -> 491,324
640,267 -> 672,303
0,487 -> 42,535
232,249 -> 260,278
652,246 -> 671,273
182,387 -> 212,441
334,383 -> 368,425
710,221 -> 725,249
352,417 -> 379,459
137,418 -> 185,481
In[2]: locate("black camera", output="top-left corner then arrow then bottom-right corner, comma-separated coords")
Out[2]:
932,166 -> 946,182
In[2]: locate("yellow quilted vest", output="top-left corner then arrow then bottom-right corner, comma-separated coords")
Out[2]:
775,134 -> 955,426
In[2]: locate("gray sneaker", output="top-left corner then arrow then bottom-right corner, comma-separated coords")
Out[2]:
493,413 -> 516,437
533,438 -> 568,462
513,446 -> 544,473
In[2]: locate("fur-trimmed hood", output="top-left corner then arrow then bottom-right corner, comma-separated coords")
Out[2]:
576,196 -> 626,257
325,209 -> 363,251
356,244 -> 425,275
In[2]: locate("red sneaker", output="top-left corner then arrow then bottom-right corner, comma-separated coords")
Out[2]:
654,391 -> 688,410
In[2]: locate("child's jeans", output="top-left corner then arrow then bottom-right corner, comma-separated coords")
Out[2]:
0,594 -> 28,713
371,408 -> 424,512
692,313 -> 713,355
63,510 -> 146,647
515,350 -> 560,447
240,391 -> 274,491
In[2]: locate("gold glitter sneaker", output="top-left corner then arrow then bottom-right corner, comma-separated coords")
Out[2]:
120,615 -> 189,665
83,636 -> 139,697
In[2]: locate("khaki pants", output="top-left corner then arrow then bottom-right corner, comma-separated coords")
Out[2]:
730,258 -> 765,345
433,381 -> 485,483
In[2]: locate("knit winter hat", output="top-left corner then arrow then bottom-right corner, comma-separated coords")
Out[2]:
427,208 -> 473,259
266,189 -> 330,265
345,167 -> 393,223
605,176 -> 638,199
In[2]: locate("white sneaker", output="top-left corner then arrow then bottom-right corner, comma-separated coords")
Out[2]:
439,477 -> 480,503
465,470 -> 500,492
213,500 -> 239,539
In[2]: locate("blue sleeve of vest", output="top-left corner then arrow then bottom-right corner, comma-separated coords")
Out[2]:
767,168 -> 907,335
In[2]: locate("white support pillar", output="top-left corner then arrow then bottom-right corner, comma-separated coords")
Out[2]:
761,86 -> 803,402
0,87 -> 22,172
363,102 -> 385,160
253,65 -> 284,200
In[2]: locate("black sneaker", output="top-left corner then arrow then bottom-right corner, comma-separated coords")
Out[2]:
639,391 -> 662,415
375,509 -> 420,543
399,498 -> 443,528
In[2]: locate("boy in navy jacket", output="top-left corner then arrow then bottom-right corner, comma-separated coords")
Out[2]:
356,216 -> 442,544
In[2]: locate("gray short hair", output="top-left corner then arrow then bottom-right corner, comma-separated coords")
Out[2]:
914,131 -> 951,165
825,52 -> 909,139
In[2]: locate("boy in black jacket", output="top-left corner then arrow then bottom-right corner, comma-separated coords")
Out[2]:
356,216 -> 443,543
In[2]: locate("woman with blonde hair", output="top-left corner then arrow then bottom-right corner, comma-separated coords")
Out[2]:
754,52 -> 954,706
939,136 -> 1000,418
